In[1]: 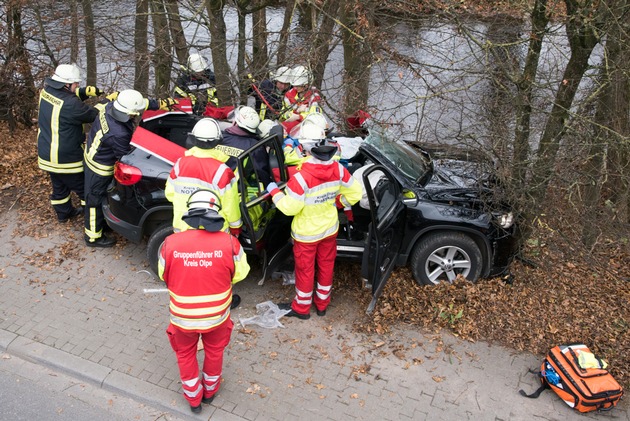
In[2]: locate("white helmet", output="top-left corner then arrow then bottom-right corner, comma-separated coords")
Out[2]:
187,53 -> 208,73
51,64 -> 82,84
112,89 -> 145,122
273,66 -> 292,84
258,119 -> 277,138
291,65 -> 311,86
234,106 -> 261,133
299,120 -> 326,142
183,189 -> 224,231
190,118 -> 222,148
302,112 -> 328,130
186,189 -> 222,212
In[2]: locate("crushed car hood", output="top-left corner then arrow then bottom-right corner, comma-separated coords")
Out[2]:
411,142 -> 500,204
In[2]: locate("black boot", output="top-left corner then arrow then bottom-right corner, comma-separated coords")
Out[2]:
84,234 -> 117,248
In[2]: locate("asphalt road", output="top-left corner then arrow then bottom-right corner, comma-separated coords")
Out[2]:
0,352 -> 184,421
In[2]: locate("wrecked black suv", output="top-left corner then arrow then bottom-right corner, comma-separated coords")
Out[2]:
104,109 -> 519,312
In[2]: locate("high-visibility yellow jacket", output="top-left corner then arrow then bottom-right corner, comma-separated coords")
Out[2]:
269,157 -> 362,242
165,147 -> 242,233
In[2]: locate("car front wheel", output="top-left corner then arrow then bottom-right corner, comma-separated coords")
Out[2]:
410,232 -> 482,286
147,223 -> 174,275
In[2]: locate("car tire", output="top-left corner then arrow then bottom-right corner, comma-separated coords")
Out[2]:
147,224 -> 174,275
410,232 -> 482,286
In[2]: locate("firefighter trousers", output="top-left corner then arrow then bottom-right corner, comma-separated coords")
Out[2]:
291,234 -> 337,315
84,167 -> 111,241
48,172 -> 84,219
166,319 -> 233,407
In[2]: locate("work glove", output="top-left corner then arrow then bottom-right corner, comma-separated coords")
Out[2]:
85,86 -> 104,97
296,104 -> 308,113
158,97 -> 179,111
283,136 -> 300,149
230,227 -> 242,237
105,91 -> 119,102
266,182 -> 278,194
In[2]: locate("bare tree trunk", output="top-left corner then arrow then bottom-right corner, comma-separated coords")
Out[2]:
2,2 -> 37,130
582,0 -> 630,247
81,0 -> 97,85
150,0 -> 173,97
33,4 -> 59,67
236,1 -> 247,102
70,1 -> 79,63
528,0 -> 602,214
205,0 -> 234,104
340,0 -> 373,127
602,0 -> 630,223
252,0 -> 269,80
311,0 -> 340,88
134,0 -> 150,92
165,0 -> 188,66
512,0 -> 549,189
276,0 -> 295,66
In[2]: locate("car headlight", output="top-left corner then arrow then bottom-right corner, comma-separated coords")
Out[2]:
496,212 -> 515,229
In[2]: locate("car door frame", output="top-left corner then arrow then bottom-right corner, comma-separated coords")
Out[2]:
236,133 -> 293,284
362,164 -> 406,314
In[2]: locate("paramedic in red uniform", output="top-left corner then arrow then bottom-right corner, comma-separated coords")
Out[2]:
159,189 -> 250,414
279,65 -> 322,133
266,125 -> 362,319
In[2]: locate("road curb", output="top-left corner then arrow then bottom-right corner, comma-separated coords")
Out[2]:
0,328 -> 233,420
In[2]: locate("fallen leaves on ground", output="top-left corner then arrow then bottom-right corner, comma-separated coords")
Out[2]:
2,124 -> 628,390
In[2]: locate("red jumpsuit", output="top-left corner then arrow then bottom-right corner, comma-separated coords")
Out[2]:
158,228 -> 249,407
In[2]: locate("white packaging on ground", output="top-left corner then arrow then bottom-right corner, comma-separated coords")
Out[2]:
239,301 -> 291,329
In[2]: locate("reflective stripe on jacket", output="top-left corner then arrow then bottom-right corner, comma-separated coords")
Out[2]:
280,87 -> 322,122
174,69 -> 219,107
271,158 -> 362,242
37,79 -> 98,174
84,102 -> 134,176
165,147 -> 242,233
158,229 -> 249,332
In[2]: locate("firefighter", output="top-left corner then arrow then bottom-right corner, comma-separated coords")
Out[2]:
37,63 -> 103,223
249,66 -> 292,120
217,106 -> 273,186
174,53 -> 218,114
84,90 -> 177,247
159,189 -> 250,414
280,65 -> 323,133
266,124 -> 362,319
283,112 -> 336,166
165,118 -> 242,236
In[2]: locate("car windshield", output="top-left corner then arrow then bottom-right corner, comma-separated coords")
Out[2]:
364,128 -> 430,183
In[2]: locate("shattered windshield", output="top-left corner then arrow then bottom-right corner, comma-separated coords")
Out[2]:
364,128 -> 430,184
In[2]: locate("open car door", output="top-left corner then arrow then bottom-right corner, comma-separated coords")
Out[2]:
363,164 -> 406,314
236,133 -> 293,284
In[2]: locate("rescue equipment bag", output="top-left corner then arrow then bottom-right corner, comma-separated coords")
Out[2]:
519,344 -> 624,413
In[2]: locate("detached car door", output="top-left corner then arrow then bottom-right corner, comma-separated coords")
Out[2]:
363,164 -> 406,313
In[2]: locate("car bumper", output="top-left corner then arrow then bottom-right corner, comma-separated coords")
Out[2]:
103,202 -> 143,243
